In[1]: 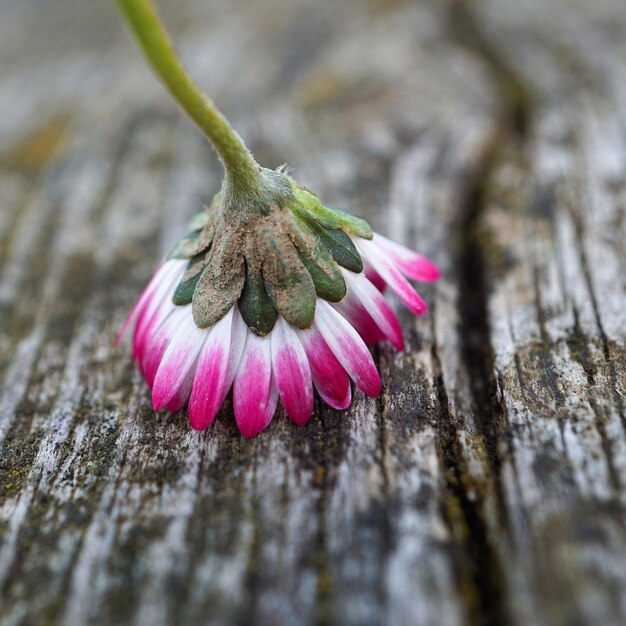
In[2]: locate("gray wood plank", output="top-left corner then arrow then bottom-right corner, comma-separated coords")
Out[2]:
0,1 -> 625,625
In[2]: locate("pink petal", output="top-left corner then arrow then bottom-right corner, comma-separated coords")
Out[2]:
115,260 -> 184,346
314,301 -> 381,397
270,318 -> 314,426
118,260 -> 185,350
365,266 -> 386,292
299,328 -> 351,410
152,309 -> 207,410
167,366 -> 194,412
355,239 -> 428,316
340,270 -> 404,350
141,304 -> 187,388
115,261 -> 163,347
334,295 -> 386,346
132,261 -> 187,363
233,332 -> 278,438
188,307 -> 247,431
371,233 -> 440,282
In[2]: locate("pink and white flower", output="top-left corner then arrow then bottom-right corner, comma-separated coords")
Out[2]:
117,233 -> 439,438
113,0 -> 441,438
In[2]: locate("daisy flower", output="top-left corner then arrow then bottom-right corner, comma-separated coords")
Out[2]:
115,0 -> 440,437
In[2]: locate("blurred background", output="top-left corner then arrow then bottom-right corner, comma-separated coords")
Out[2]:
0,0 -> 491,232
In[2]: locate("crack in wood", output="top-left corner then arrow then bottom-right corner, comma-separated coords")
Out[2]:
441,1 -> 537,623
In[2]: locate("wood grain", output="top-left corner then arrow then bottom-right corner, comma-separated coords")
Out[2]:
0,1 -> 624,624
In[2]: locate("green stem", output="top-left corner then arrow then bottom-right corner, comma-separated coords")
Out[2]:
115,0 -> 261,194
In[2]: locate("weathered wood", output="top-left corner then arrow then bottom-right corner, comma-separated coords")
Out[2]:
0,0 -> 625,625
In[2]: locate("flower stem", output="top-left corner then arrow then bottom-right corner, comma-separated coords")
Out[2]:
115,0 -> 262,194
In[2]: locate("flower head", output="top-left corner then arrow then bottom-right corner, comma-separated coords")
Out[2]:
117,180 -> 439,437
114,0 -> 440,437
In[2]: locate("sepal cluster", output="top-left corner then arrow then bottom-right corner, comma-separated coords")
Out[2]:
168,171 -> 373,336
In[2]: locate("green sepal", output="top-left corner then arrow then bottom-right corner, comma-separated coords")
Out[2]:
186,210 -> 211,232
297,249 -> 346,302
291,218 -> 346,302
315,226 -> 363,273
168,230 -> 202,259
291,184 -> 373,239
192,233 -> 244,329
172,255 -> 205,305
168,219 -> 215,260
188,192 -> 220,230
262,238 -> 316,329
168,196 -> 220,260
238,270 -> 278,336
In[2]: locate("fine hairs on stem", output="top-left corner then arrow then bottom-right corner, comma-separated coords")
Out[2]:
115,0 -> 263,198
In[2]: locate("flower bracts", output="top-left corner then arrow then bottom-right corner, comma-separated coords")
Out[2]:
168,178 -> 373,336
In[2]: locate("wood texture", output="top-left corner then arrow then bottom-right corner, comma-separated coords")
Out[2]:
0,1 -> 625,624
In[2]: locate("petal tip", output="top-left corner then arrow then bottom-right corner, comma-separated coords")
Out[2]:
422,264 -> 441,282
392,335 -> 405,351
327,386 -> 352,410
364,374 -> 382,397
289,410 -> 313,427
152,395 -> 167,411
238,423 -> 267,438
188,406 -> 216,431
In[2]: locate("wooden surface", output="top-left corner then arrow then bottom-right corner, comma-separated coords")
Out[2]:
1,0 -> 625,624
